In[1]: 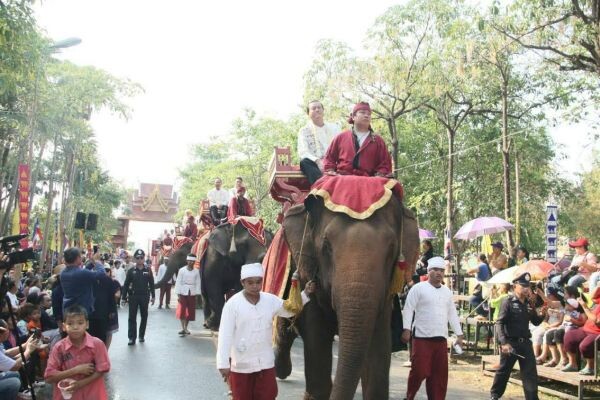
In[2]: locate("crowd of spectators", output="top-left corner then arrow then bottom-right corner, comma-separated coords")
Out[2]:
0,246 -> 125,399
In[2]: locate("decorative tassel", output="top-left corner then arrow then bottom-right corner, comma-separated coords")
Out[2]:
283,272 -> 304,314
229,225 -> 237,253
389,263 -> 405,297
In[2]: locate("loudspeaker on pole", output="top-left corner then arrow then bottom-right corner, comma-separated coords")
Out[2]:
86,213 -> 98,231
74,212 -> 86,230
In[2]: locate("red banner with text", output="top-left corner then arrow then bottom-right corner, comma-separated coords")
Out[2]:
17,164 -> 30,248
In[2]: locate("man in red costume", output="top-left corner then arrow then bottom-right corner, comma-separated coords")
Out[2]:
323,102 -> 392,177
183,215 -> 198,241
228,187 -> 254,220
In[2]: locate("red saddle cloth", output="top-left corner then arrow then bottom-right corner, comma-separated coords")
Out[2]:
309,175 -> 403,220
262,228 -> 291,297
173,236 -> 193,250
191,230 -> 211,269
228,216 -> 266,246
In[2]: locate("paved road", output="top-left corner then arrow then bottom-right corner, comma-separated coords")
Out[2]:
35,292 -> 529,399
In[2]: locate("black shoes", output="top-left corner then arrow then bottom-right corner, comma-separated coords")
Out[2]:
128,340 -> 135,345
139,337 -> 145,343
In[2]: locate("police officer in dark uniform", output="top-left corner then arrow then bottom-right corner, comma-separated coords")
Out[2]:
122,249 -> 155,345
490,272 -> 547,400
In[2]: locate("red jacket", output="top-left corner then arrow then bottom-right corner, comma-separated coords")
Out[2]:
228,197 -> 254,220
323,130 -> 392,176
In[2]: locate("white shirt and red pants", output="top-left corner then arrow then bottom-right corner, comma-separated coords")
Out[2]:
402,281 -> 463,400
174,267 -> 201,321
217,291 -> 308,400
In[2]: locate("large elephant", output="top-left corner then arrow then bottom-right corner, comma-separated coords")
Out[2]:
274,195 -> 419,400
156,223 -> 273,330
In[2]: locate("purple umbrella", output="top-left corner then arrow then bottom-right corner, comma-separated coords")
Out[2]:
419,228 -> 436,240
454,216 -> 514,240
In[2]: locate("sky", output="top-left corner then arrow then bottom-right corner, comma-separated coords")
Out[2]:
34,1 -> 597,248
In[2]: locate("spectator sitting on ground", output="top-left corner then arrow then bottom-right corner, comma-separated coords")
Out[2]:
0,319 -> 39,400
27,292 -> 58,332
5,281 -> 19,311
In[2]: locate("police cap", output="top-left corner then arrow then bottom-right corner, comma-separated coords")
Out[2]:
512,272 -> 531,286
133,249 -> 145,258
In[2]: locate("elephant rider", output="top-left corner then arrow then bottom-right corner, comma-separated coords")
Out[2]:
401,256 -> 464,400
208,177 -> 230,226
184,215 -> 198,241
298,100 -> 340,184
227,186 -> 254,220
229,176 -> 247,198
323,101 -> 392,177
217,263 -> 315,400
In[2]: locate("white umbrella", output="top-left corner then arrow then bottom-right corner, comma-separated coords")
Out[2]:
485,266 -> 519,285
454,216 -> 515,241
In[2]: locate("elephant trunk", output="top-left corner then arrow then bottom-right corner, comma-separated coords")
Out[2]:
329,249 -> 388,399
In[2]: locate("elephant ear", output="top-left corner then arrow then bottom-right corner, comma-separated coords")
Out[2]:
283,205 -> 317,282
209,224 -> 232,257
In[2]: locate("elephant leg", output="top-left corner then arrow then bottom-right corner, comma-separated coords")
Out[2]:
298,301 -> 335,400
201,293 -> 213,328
360,302 -> 391,400
204,283 -> 225,331
274,316 -> 297,379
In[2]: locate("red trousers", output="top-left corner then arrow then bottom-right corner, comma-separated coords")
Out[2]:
176,295 -> 196,321
229,368 -> 277,400
406,337 -> 448,400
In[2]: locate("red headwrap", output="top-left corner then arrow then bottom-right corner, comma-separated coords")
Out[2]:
348,102 -> 372,124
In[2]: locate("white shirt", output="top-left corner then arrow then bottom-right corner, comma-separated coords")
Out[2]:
229,187 -> 248,199
207,188 -> 231,207
298,121 -> 339,161
402,281 -> 463,339
156,263 -> 175,285
115,267 -> 126,287
174,266 -> 201,296
6,292 -> 18,310
217,291 -> 309,373
355,130 -> 369,147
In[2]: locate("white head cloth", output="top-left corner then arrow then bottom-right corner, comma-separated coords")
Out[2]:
186,255 -> 197,262
427,256 -> 445,271
240,263 -> 264,280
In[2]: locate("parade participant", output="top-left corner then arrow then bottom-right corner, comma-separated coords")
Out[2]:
122,249 -> 155,345
490,272 -> 546,400
208,178 -> 230,225
566,237 -> 597,288
323,102 -> 392,177
488,242 -> 508,274
229,177 -> 247,198
45,305 -> 111,400
60,248 -> 105,316
227,186 -> 254,220
114,260 -> 126,287
174,254 -> 201,336
298,100 -> 339,184
183,215 -> 198,241
217,263 -> 315,400
156,257 -> 175,309
162,232 -> 173,247
401,256 -> 463,400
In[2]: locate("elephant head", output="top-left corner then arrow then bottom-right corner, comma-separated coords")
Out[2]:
281,194 -> 419,399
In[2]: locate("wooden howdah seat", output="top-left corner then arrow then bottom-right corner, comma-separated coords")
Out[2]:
268,147 -> 311,215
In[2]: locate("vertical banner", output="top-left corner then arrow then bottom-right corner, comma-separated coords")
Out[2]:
17,164 -> 30,248
546,204 -> 558,263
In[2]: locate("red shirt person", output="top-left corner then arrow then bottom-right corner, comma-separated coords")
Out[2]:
228,187 -> 254,220
183,215 -> 198,241
323,102 -> 392,177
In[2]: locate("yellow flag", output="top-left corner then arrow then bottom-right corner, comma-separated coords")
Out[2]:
481,234 -> 493,255
11,207 -> 20,235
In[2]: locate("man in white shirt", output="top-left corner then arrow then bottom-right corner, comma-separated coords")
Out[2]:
174,254 -> 201,336
207,178 -> 231,226
217,263 -> 314,400
298,100 -> 339,184
156,257 -> 175,309
401,256 -> 464,400
114,260 -> 126,287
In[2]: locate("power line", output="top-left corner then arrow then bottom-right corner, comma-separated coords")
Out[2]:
394,127 -> 529,172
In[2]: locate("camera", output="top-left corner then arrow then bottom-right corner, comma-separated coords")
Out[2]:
0,234 -> 36,269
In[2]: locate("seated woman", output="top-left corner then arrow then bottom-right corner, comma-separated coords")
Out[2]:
562,286 -> 600,374
467,254 -> 492,318
532,286 -> 564,361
